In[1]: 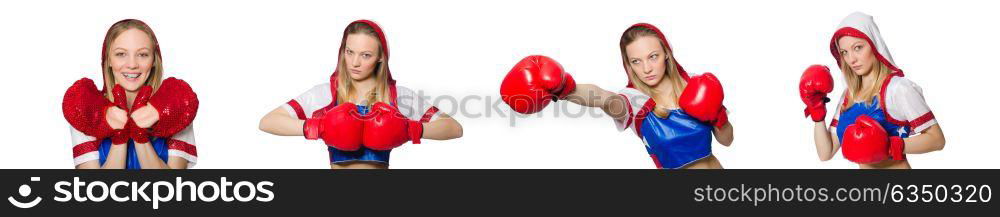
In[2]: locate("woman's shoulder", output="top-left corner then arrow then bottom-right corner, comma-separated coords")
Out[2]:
302,82 -> 331,94
888,76 -> 918,86
885,76 -> 924,97
883,76 -> 930,113
618,87 -> 647,97
393,85 -> 420,97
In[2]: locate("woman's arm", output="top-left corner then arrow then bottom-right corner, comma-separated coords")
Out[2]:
564,84 -> 629,121
75,144 -> 127,169
128,142 -> 189,169
74,107 -> 130,169
167,157 -> 190,169
421,113 -> 463,140
813,122 -> 840,161
132,142 -> 170,169
259,108 -> 306,136
713,122 -> 734,146
75,161 -> 101,169
903,124 -> 945,154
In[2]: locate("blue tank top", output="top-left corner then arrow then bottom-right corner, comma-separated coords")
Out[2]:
327,103 -> 391,163
639,109 -> 713,169
98,137 -> 170,170
836,96 -> 910,144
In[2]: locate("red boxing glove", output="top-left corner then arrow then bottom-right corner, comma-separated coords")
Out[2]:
62,78 -> 116,139
714,106 -> 730,129
889,136 -> 906,161
799,65 -> 834,122
500,55 -> 577,114
109,85 -> 130,145
362,102 -> 424,150
679,73 -> 728,128
304,103 -> 364,151
124,120 -> 149,144
127,86 -> 154,144
841,115 -> 906,163
146,77 -> 199,137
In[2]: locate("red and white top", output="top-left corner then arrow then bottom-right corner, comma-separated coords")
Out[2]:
613,88 -> 652,133
281,83 -> 441,122
613,84 -> 731,134
69,124 -> 198,168
830,77 -> 937,134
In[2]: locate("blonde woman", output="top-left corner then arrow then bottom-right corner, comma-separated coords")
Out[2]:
62,19 -> 199,169
499,23 -> 734,169
259,20 -> 463,169
801,12 -> 945,169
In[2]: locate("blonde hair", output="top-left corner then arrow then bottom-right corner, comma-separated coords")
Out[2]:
840,56 -> 891,105
336,22 -> 390,106
101,19 -> 163,99
620,26 -> 686,112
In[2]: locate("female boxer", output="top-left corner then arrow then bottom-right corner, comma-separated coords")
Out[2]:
63,19 -> 199,169
259,20 -> 463,169
800,12 -> 945,169
500,23 -> 734,169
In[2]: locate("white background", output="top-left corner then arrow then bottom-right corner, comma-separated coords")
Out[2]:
1,0 -> 996,169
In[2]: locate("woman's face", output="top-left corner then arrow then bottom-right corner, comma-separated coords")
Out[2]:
625,36 -> 668,87
108,28 -> 154,91
343,33 -> 382,81
837,36 -> 877,76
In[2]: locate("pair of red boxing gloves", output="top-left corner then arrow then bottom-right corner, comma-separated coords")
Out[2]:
303,102 -> 423,151
499,55 -> 729,128
798,65 -> 904,163
62,77 -> 199,144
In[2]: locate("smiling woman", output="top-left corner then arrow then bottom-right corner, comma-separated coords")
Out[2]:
62,19 -> 200,170
101,21 -> 163,94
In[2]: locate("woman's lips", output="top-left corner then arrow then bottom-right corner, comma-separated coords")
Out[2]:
122,72 -> 142,82
644,75 -> 657,81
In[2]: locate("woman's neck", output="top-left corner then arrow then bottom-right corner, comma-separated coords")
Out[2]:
860,70 -> 878,95
650,78 -> 678,108
125,90 -> 137,109
351,76 -> 377,101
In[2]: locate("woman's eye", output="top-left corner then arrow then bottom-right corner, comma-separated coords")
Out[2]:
139,53 -> 149,58
115,52 -> 125,57
631,60 -> 640,65
362,54 -> 371,59
854,45 -> 862,51
649,54 -> 657,60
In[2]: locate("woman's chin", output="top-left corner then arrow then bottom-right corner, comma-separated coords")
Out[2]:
642,80 -> 660,88
853,68 -> 872,76
349,74 -> 372,81
116,81 -> 144,92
